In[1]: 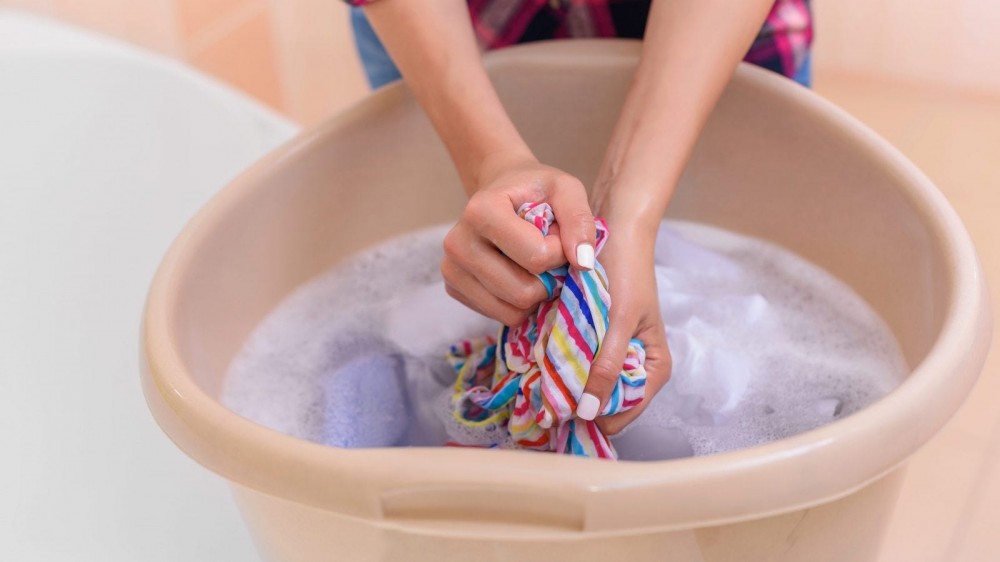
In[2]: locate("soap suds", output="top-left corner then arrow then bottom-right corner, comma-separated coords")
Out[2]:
221,221 -> 907,460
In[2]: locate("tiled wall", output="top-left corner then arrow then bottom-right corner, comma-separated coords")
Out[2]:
4,0 -> 999,126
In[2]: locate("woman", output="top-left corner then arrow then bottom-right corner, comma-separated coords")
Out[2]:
343,0 -> 813,435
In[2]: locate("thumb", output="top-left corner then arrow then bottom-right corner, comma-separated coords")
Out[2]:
549,177 -> 597,271
595,321 -> 672,436
577,316 -> 632,421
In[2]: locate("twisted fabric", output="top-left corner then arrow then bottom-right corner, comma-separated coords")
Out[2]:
446,202 -> 647,459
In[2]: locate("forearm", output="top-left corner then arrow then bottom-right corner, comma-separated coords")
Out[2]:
362,0 -> 533,193
592,0 -> 773,236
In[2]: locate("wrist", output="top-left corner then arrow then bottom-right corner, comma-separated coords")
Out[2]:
591,139 -> 678,238
594,183 -> 667,240
469,144 -> 537,190
599,213 -> 657,269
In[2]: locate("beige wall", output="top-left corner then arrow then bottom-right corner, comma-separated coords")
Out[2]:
4,0 -> 998,125
814,0 -> 1000,93
2,0 -> 369,125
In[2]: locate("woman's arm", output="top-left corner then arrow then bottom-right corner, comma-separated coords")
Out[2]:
363,0 -> 598,327
584,0 -> 774,433
362,0 -> 527,191
592,0 -> 774,224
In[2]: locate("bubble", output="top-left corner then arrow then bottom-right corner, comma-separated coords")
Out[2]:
221,220 -> 907,461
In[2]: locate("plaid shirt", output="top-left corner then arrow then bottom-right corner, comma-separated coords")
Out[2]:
347,0 -> 813,79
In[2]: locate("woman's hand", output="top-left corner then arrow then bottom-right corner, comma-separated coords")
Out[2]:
441,153 -> 597,326
576,219 -> 672,436
571,0 -> 773,434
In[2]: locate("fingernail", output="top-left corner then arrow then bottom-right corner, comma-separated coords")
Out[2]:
576,393 -> 600,421
576,244 -> 595,270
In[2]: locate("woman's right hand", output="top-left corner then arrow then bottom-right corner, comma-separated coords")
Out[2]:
442,152 -> 597,326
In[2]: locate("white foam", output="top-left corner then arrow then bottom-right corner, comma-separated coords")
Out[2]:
221,221 -> 907,460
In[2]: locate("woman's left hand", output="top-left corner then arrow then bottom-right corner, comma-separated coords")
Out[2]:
576,221 -> 672,435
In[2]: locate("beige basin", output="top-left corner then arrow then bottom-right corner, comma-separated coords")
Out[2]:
141,40 -> 991,561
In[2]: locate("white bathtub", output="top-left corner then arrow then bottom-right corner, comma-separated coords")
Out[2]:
0,10 -> 297,560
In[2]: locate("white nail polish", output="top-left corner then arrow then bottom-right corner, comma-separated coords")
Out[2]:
576,244 -> 595,270
576,393 -> 600,421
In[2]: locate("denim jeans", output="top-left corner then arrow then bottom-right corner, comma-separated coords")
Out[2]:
350,7 -> 402,89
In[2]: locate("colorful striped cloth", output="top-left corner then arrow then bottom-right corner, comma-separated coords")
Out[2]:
446,202 -> 647,459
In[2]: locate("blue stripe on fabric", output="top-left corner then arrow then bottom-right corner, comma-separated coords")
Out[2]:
564,276 -> 595,329
606,383 -> 621,414
580,271 -> 608,327
538,272 -> 558,300
485,380 -> 519,408
477,347 -> 496,369
497,327 -> 508,364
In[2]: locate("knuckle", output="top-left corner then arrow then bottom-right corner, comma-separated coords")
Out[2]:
464,194 -> 491,226
570,207 -> 594,225
590,356 -> 621,381
524,245 -> 554,274
608,310 -> 631,327
511,284 -> 541,309
443,281 -> 460,299
600,419 -> 625,437
662,350 -> 674,383
557,175 -> 586,193
439,258 -> 454,279
501,309 -> 527,327
442,230 -> 463,259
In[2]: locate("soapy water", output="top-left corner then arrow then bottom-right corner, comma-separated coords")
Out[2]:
222,221 -> 907,460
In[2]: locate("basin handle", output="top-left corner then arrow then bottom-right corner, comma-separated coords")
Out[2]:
380,485 -> 586,531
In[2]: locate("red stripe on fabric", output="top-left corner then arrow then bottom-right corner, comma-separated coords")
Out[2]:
538,299 -> 555,320
584,421 -> 610,458
543,352 -> 575,407
519,433 -> 550,447
557,305 -> 595,361
513,399 -> 531,416
490,372 -> 516,392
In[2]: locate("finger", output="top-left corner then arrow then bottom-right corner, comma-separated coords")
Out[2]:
577,314 -> 634,421
449,233 -> 550,310
596,324 -> 672,435
548,177 -> 596,271
467,192 -> 564,275
441,257 -> 531,327
545,221 -> 562,241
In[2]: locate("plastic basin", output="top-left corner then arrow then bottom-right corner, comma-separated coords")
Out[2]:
141,40 -> 991,562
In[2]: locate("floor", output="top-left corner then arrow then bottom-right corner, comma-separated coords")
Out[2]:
813,72 -> 1000,562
